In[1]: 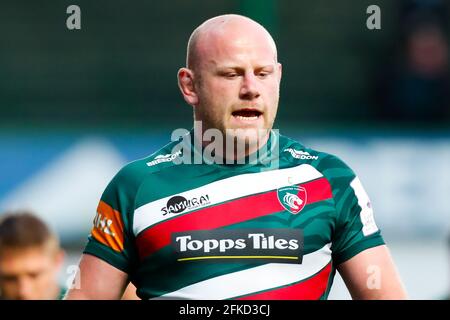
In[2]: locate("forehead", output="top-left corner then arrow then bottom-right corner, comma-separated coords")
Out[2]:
196,26 -> 277,68
0,247 -> 54,272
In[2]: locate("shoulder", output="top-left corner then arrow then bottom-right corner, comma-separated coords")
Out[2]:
106,138 -> 183,193
278,133 -> 355,178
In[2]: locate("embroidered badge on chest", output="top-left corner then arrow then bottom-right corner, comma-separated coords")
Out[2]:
277,186 -> 307,214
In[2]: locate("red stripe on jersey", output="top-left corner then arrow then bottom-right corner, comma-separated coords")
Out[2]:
136,177 -> 332,260
237,262 -> 332,300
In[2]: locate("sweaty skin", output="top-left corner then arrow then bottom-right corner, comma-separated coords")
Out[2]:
178,15 -> 282,160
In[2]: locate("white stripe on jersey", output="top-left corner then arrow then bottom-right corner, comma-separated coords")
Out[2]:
133,164 -> 324,236
151,243 -> 332,300
350,176 -> 379,236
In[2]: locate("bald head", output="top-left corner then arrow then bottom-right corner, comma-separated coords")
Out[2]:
186,14 -> 278,72
177,14 -> 282,153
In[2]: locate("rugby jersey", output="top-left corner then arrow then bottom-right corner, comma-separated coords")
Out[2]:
84,130 -> 384,300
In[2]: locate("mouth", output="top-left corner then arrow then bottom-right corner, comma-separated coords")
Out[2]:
231,108 -> 263,121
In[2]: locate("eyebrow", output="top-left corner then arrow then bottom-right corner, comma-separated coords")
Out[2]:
215,65 -> 275,71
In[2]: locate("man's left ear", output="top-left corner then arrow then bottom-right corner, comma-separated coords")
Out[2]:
277,63 -> 282,82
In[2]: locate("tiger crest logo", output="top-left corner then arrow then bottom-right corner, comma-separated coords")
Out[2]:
277,186 -> 307,214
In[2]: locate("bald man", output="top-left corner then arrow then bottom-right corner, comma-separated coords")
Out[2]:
66,15 -> 407,300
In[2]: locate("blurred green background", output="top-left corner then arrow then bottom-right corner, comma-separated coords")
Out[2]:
0,0 -> 415,130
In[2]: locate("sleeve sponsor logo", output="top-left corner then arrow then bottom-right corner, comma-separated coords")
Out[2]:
161,194 -> 210,216
277,186 -> 307,214
350,176 -> 379,236
94,213 -> 115,236
171,228 -> 304,264
91,201 -> 125,252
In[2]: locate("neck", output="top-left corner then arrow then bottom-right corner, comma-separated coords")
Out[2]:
193,127 -> 271,163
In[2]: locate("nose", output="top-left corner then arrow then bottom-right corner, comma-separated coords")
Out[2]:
17,277 -> 34,300
239,73 -> 260,100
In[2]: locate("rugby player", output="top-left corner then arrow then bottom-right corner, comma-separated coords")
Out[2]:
66,14 -> 407,300
0,212 -> 65,300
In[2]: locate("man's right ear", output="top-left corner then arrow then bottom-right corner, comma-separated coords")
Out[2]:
177,68 -> 199,106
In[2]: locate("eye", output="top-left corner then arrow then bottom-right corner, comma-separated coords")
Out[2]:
257,70 -> 272,78
224,73 -> 238,79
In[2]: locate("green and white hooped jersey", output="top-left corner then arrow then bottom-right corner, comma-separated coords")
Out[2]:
84,130 -> 384,300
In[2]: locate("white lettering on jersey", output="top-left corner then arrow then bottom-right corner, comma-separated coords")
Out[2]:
93,212 -> 115,236
283,148 -> 319,160
146,150 -> 182,167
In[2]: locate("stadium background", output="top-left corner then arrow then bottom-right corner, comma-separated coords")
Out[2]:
0,0 -> 449,299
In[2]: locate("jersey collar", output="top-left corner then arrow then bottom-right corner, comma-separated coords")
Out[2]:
181,128 -> 280,169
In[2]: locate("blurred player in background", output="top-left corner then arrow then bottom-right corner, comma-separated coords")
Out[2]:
0,210 -> 139,300
374,3 -> 450,123
67,14 -> 407,300
0,211 -> 65,300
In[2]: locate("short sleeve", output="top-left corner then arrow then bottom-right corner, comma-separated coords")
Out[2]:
319,155 -> 385,265
83,165 -> 140,274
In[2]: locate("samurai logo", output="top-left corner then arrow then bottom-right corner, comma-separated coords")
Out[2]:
277,186 -> 307,214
